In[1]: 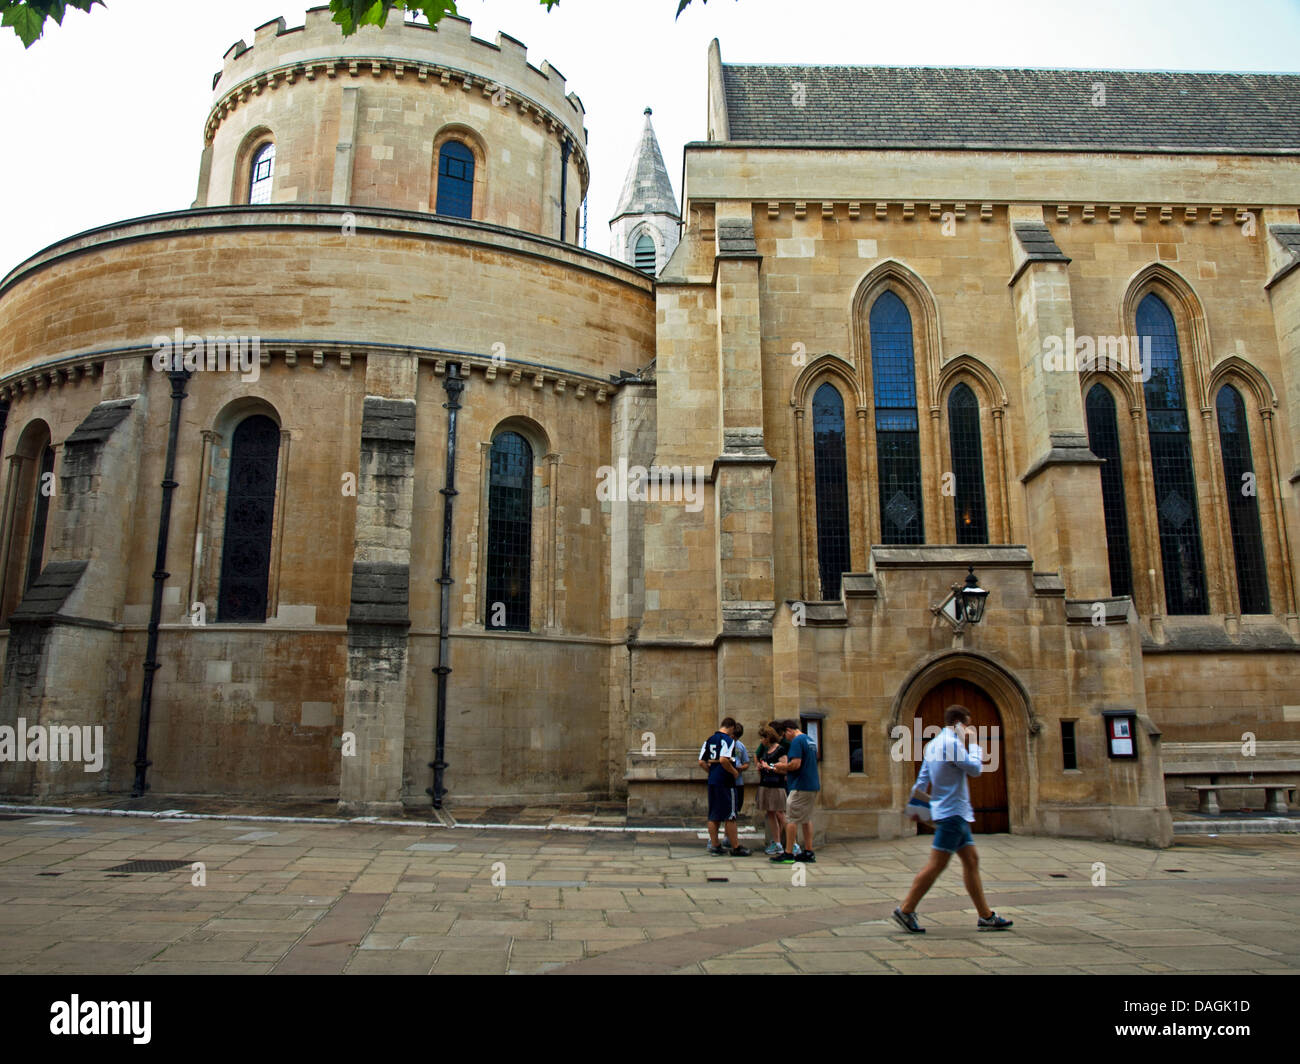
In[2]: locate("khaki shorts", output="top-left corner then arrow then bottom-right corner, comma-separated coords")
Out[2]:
785,789 -> 817,825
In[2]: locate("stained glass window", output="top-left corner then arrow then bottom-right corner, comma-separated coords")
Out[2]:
1216,386 -> 1269,614
218,416 -> 280,622
1138,293 -> 1207,615
947,383 -> 988,544
870,291 -> 924,544
436,141 -> 475,219
24,445 -> 54,591
486,431 -> 532,630
812,383 -> 851,599
1085,384 -> 1133,598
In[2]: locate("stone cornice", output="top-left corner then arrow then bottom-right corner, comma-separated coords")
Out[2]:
0,340 -> 619,408
0,205 -> 650,299
684,139 -> 1300,158
868,545 -> 1034,569
738,200 -> 1260,229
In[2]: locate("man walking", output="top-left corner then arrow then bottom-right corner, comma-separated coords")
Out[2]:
893,705 -> 1013,933
698,717 -> 751,856
767,719 -> 819,863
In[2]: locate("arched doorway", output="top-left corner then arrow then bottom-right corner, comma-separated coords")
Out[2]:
914,679 -> 1008,834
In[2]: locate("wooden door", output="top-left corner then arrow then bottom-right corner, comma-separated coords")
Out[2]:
913,679 -> 1009,834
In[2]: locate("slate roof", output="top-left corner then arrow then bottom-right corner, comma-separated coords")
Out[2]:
10,561 -> 88,622
720,65 -> 1300,152
611,108 -> 680,221
65,398 -> 136,447
1013,223 -> 1069,263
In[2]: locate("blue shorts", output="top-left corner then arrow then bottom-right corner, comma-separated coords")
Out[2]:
932,815 -> 974,853
707,783 -> 738,823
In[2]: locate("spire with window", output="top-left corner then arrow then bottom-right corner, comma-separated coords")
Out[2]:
609,108 -> 680,275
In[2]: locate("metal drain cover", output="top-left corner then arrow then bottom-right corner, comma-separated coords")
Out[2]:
103,860 -> 192,873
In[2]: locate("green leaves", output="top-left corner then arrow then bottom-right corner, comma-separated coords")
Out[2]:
327,1 -> 461,36
1,0 -> 102,47
1,7 -> 45,46
3,0 -> 724,49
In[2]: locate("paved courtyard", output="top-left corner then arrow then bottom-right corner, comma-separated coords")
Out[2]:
1,808 -> 1297,975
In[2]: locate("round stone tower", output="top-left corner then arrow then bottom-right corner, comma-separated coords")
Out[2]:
195,10 -> 588,240
0,13 -> 652,811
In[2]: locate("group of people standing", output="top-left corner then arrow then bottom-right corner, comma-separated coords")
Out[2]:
698,717 -> 820,862
698,704 -> 1013,935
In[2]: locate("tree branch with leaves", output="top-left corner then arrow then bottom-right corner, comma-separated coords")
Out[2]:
3,0 -> 727,49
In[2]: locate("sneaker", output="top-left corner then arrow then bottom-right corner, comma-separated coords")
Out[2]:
769,851 -> 794,864
794,850 -> 816,863
731,846 -> 752,857
892,907 -> 925,934
764,842 -> 781,855
977,912 -> 1013,931
706,845 -> 727,857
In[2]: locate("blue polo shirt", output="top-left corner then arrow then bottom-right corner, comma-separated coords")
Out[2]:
787,733 -> 820,792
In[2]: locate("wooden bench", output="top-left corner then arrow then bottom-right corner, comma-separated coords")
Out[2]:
1187,783 -> 1296,816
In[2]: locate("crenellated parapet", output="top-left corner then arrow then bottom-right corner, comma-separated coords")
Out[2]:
197,11 -> 590,238
208,10 -> 587,159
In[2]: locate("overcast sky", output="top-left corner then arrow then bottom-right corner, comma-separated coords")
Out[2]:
1,0 -> 1298,273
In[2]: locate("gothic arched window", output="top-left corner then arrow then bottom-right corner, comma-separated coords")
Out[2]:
1138,292 -> 1207,615
486,431 -> 532,630
248,142 -> 275,205
1085,384 -> 1133,598
947,383 -> 988,545
870,291 -> 924,544
812,382 -> 851,599
218,415 -> 280,622
24,445 -> 54,591
634,234 -> 656,274
1216,385 -> 1269,614
436,141 -> 475,219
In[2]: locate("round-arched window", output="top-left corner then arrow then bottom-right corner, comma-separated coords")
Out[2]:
248,142 -> 275,205
436,141 -> 475,218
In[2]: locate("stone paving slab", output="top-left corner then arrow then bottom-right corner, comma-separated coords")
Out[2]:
0,811 -> 1298,976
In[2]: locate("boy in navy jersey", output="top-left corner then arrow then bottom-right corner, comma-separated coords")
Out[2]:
698,717 -> 751,856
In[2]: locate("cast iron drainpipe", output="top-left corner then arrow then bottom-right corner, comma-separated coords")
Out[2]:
428,363 -> 463,808
560,138 -> 571,242
132,367 -> 191,797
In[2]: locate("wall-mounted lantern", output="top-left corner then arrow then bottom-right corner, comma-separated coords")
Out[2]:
932,566 -> 990,630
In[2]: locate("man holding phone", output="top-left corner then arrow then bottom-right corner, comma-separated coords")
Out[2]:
766,718 -> 819,864
893,705 -> 1013,933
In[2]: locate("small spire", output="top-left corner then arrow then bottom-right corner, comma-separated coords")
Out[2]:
610,108 -> 679,222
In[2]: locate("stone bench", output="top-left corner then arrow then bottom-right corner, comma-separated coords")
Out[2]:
1187,783 -> 1296,816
